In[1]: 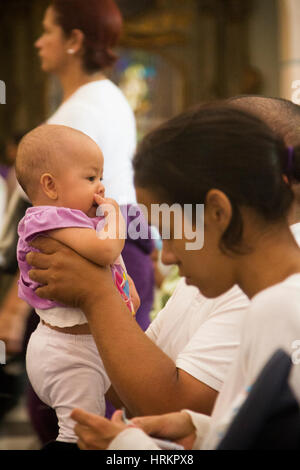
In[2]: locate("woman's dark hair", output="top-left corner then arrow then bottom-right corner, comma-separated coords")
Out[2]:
133,103 -> 299,254
51,0 -> 122,73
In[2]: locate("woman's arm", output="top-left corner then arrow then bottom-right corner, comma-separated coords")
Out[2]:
26,238 -> 218,417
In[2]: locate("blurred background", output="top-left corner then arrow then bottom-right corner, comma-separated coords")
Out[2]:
2,0 -> 298,143
0,0 -> 299,450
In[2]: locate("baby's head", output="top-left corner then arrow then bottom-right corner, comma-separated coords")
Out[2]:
16,124 -> 105,218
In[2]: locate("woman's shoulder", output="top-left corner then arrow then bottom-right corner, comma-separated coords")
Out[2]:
48,79 -> 135,130
67,79 -> 132,110
253,274 -> 300,300
249,273 -> 300,320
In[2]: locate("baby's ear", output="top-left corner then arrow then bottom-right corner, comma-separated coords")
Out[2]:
40,173 -> 58,200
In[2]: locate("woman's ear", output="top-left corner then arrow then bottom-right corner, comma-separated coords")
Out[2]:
205,189 -> 232,233
40,173 -> 58,200
66,29 -> 85,55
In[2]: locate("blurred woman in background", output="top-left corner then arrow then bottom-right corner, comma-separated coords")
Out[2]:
0,0 -> 154,446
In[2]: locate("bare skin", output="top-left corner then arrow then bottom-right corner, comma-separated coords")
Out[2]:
72,409 -> 129,451
26,187 -> 300,449
71,408 -> 196,450
26,237 -> 218,418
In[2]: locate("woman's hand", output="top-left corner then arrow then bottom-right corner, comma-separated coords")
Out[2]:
26,237 -> 115,311
131,411 -> 197,450
71,408 -> 128,450
71,409 -> 196,450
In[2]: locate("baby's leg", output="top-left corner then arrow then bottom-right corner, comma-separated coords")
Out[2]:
26,322 -> 110,443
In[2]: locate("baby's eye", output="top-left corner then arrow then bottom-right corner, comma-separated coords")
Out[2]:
87,176 -> 96,182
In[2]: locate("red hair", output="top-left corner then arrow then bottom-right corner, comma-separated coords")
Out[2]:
50,0 -> 123,72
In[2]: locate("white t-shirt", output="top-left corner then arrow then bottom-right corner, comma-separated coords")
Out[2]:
47,79 -> 137,205
200,272 -> 300,448
291,220 -> 300,242
196,222 -> 300,449
146,277 -> 249,392
108,273 -> 300,452
108,278 -> 249,451
108,223 -> 300,450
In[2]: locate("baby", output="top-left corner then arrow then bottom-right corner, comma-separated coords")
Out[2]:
15,124 -> 135,445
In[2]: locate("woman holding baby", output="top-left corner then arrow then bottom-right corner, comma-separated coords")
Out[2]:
28,103 -> 300,450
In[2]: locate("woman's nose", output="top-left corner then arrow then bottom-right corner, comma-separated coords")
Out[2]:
35,37 -> 42,49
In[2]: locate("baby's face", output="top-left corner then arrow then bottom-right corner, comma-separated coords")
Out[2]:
56,142 -> 105,218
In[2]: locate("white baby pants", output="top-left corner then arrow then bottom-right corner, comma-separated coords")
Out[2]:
26,321 -> 110,443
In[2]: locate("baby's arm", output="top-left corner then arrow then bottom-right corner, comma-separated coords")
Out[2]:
47,198 -> 125,266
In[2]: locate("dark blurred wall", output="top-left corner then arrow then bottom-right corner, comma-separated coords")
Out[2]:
0,0 -> 279,141
0,0 -> 48,139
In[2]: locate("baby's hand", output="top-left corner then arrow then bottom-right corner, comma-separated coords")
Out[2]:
94,194 -> 120,218
95,194 -> 126,241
